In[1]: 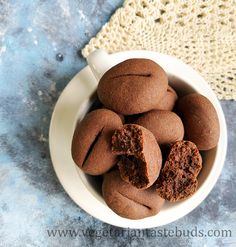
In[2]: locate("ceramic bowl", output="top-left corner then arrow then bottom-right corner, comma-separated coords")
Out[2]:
49,50 -> 227,228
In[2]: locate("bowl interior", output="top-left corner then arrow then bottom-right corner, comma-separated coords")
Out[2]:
74,73 -> 217,208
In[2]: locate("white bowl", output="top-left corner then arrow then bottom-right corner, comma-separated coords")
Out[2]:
49,50 -> 227,228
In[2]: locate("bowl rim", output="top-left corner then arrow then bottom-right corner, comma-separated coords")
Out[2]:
49,50 -> 227,228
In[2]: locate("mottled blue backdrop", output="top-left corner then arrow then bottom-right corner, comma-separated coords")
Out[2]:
0,0 -> 235,246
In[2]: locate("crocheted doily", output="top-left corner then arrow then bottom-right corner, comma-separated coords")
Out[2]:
82,0 -> 236,100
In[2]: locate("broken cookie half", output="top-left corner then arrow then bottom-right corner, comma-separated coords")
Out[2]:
112,124 -> 162,189
156,140 -> 202,202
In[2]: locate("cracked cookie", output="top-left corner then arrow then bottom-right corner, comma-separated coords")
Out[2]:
112,124 -> 162,189
156,140 -> 202,202
71,109 -> 123,175
97,58 -> 168,115
102,170 -> 165,219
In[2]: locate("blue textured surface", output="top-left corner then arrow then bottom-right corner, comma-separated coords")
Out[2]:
0,1 -> 235,246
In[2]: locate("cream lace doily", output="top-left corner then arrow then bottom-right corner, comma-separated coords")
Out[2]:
82,0 -> 236,100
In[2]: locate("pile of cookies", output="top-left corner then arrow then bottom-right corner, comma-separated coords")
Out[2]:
71,59 -> 220,220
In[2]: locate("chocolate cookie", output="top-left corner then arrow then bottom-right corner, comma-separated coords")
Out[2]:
71,109 -> 123,175
156,141 -> 202,202
135,110 -> 184,145
102,170 -> 165,219
97,59 -> 168,115
102,107 -> 125,123
177,93 -> 220,150
112,124 -> 162,189
155,86 -> 178,111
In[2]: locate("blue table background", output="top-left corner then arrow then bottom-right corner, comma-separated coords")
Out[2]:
0,1 -> 235,246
